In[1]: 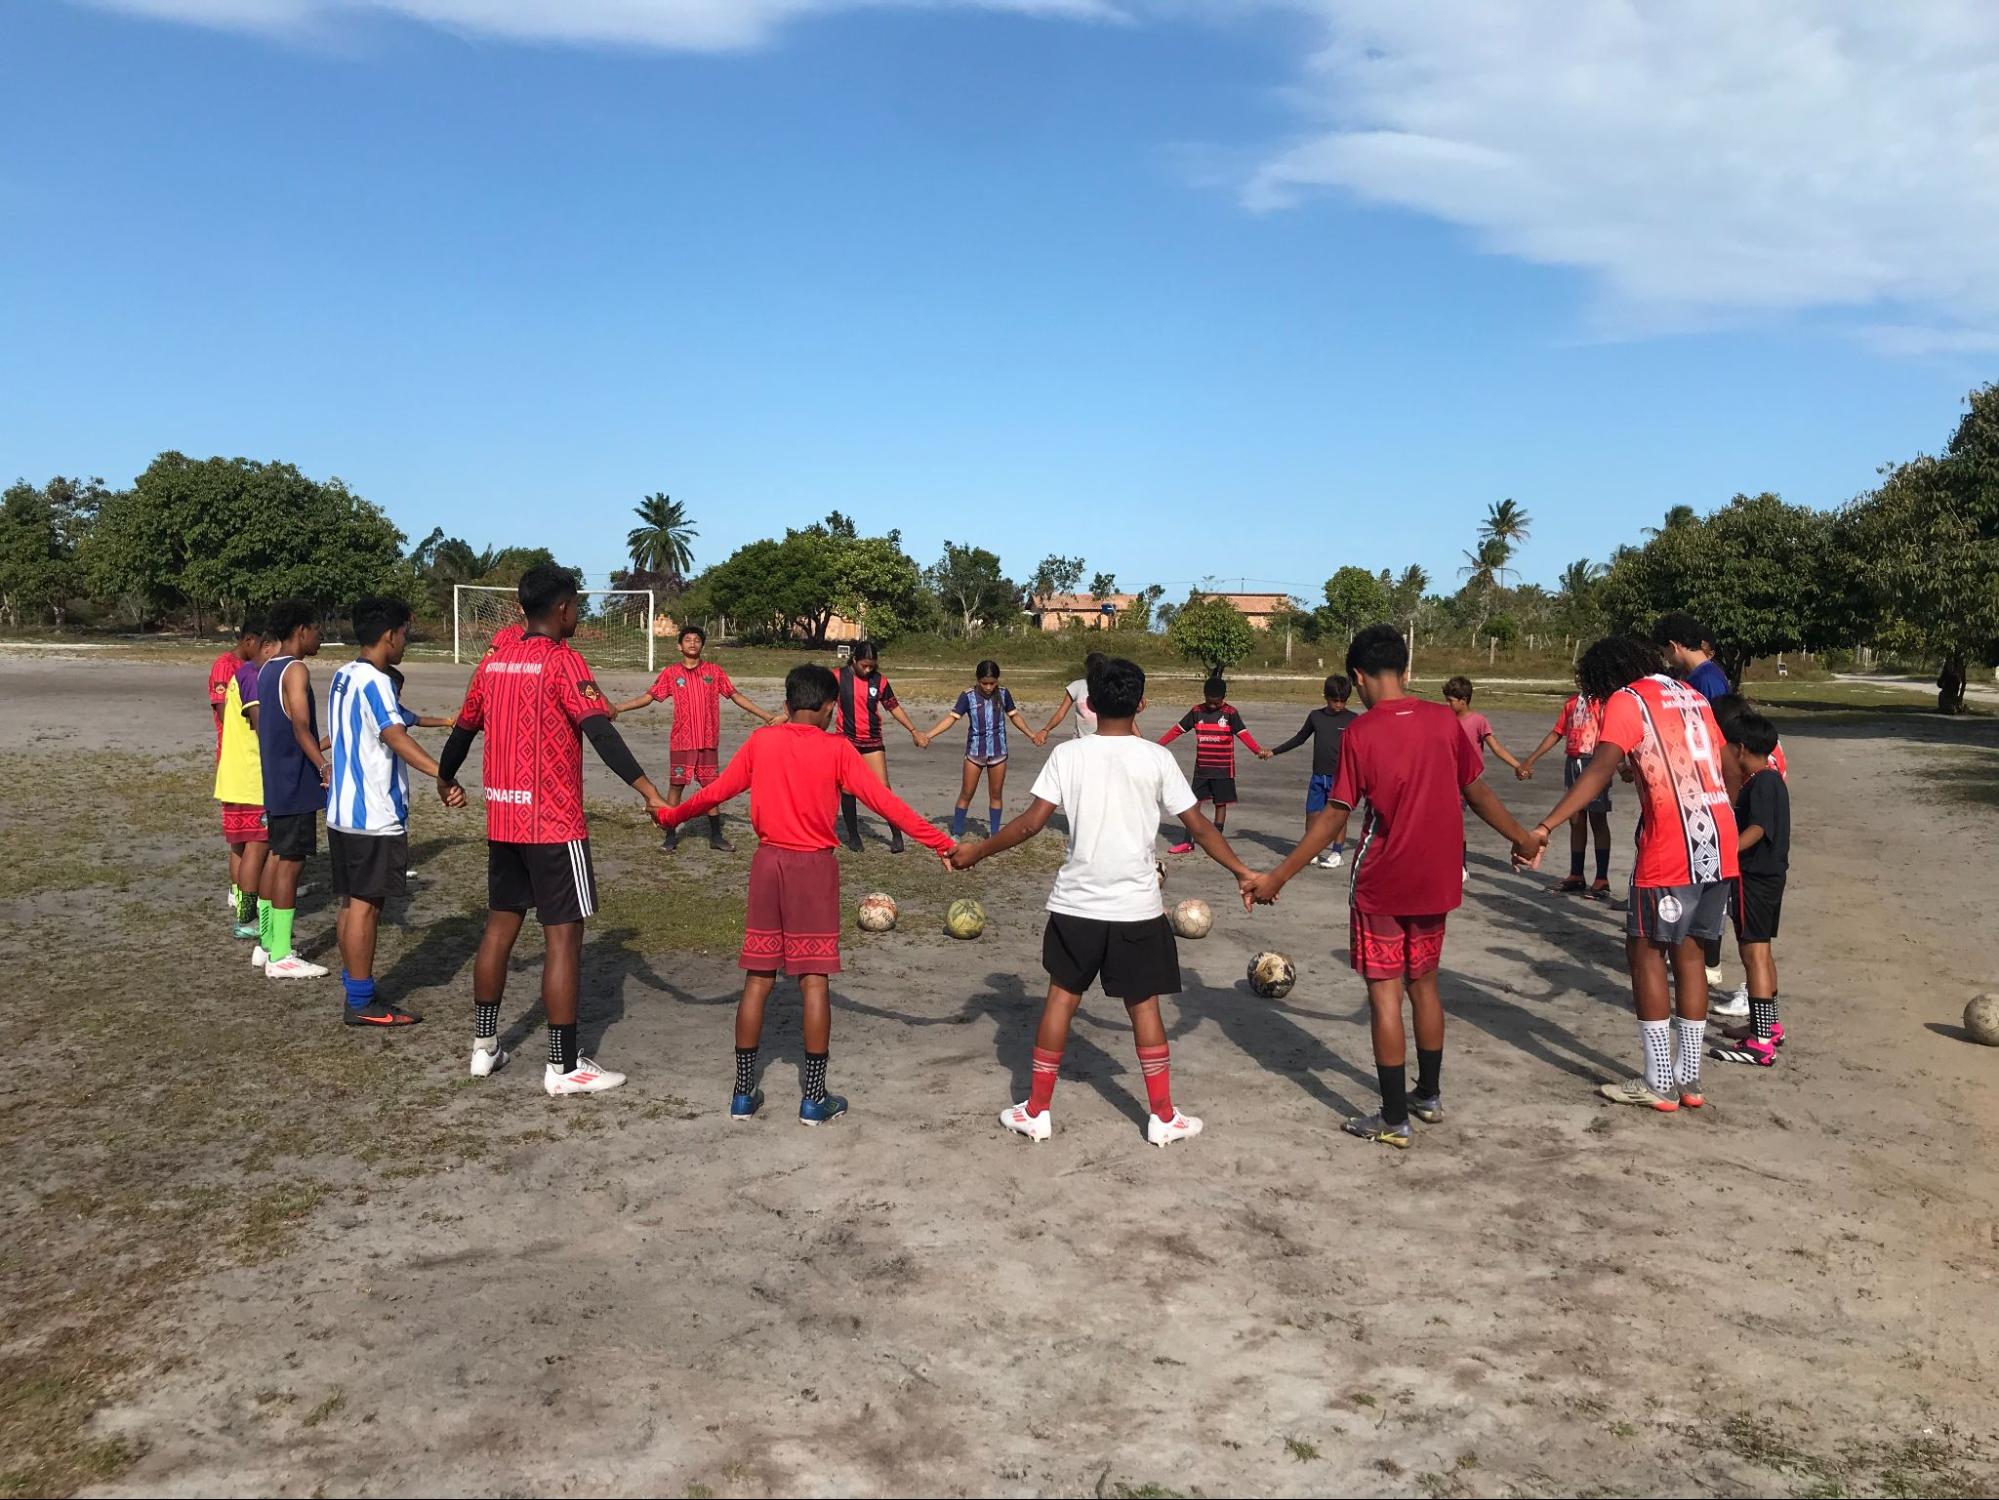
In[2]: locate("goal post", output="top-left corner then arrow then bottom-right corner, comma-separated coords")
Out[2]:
453,585 -> 657,673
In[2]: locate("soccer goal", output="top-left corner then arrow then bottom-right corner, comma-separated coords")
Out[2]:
453,585 -> 657,672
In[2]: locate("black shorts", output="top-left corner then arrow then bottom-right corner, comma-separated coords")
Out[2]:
1190,774 -> 1238,807
328,827 -> 409,903
1564,755 -> 1612,814
1042,912 -> 1181,1000
489,838 -> 597,925
1733,873 -> 1785,944
266,811 -> 319,862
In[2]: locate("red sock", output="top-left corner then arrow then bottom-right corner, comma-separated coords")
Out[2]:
1028,1046 -> 1062,1116
1137,1043 -> 1173,1119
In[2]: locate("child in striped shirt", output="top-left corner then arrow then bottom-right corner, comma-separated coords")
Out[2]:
1158,676 -> 1270,854
923,660 -> 1045,837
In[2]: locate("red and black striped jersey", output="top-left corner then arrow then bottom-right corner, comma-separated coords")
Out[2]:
1160,702 -> 1263,775
836,666 -> 899,748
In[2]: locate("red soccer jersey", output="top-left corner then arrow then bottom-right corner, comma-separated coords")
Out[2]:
667,723 -> 953,854
835,667 -> 899,748
454,633 -> 610,844
1554,693 -> 1602,758
1160,703 -> 1264,775
208,650 -> 239,752
485,622 -> 526,657
1598,674 -> 1740,888
1331,697 -> 1485,916
647,660 -> 735,752
1771,740 -> 1789,782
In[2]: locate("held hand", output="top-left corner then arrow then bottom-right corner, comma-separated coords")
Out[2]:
1242,871 -> 1283,907
317,761 -> 331,788
938,845 -> 958,871
438,777 -> 466,808
1511,826 -> 1550,869
1257,749 -> 1274,761
1514,763 -> 1534,781
949,843 -> 980,871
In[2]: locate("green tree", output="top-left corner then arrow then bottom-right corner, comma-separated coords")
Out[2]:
625,493 -> 697,585
1028,554 -> 1086,601
1481,497 -> 1532,552
1555,558 -> 1606,648
1166,593 -> 1256,674
0,476 -> 101,627
1457,536 -> 1513,642
1643,504 -> 1698,538
829,531 -> 935,643
928,542 -> 1018,636
1119,582 -> 1164,632
1317,565 -> 1391,642
1386,564 -> 1429,622
1089,570 -> 1117,599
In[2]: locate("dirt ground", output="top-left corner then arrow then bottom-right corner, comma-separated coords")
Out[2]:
3,654 -> 1997,1499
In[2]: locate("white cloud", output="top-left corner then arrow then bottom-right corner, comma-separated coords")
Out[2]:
1238,0 -> 1999,339
81,0 -> 1127,52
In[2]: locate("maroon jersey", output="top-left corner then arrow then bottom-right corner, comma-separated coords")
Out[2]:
455,633 -> 609,844
647,660 -> 735,752
836,666 -> 898,749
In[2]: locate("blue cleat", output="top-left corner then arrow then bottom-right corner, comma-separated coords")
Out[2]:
231,921 -> 260,941
730,1088 -> 764,1120
798,1093 -> 849,1126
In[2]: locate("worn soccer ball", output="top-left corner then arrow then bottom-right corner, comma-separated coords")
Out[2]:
857,893 -> 898,932
1966,992 -> 1999,1047
1247,951 -> 1296,999
945,898 -> 987,940
1170,899 -> 1213,939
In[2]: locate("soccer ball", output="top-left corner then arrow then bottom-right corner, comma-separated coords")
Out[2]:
1169,899 -> 1213,939
1156,860 -> 1167,887
945,898 -> 987,940
1966,993 -> 1999,1047
1247,951 -> 1296,999
857,893 -> 898,932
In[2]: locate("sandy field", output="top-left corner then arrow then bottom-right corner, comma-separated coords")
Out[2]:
2,654 -> 1997,1498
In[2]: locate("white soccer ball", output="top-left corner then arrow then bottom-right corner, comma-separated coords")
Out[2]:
1966,992 -> 1999,1047
1169,899 -> 1213,939
857,893 -> 898,932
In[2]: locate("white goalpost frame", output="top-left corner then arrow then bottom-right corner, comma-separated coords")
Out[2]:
453,584 -> 657,672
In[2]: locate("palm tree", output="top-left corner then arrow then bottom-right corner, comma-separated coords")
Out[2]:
1643,504 -> 1697,538
1459,536 -> 1512,643
626,493 -> 697,585
1556,557 -> 1605,652
1480,497 -> 1532,552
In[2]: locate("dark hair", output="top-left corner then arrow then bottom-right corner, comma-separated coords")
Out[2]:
1203,675 -> 1227,699
1083,651 -> 1108,675
1088,656 -> 1146,719
1575,636 -> 1666,701
850,639 -> 880,664
678,624 -> 706,646
1345,623 -> 1408,678
1323,673 -> 1351,702
1651,611 -> 1711,652
262,598 -> 318,643
1731,709 -> 1780,757
235,618 -> 262,641
1443,675 -> 1474,702
786,663 -> 838,712
351,596 -> 413,647
975,659 -> 1001,680
518,563 -> 579,621
1710,692 -> 1752,739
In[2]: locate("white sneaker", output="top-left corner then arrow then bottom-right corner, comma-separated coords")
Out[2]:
1710,985 -> 1751,1019
998,1101 -> 1052,1142
544,1057 -> 626,1096
250,944 -> 267,968
469,1043 -> 509,1078
1705,964 -> 1725,988
1147,1109 -> 1203,1147
1325,849 -> 1344,868
265,954 -> 328,979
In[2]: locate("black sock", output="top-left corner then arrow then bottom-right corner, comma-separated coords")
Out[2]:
708,813 -> 724,837
841,795 -> 859,840
1594,846 -> 1610,882
1701,934 -> 1722,967
802,1050 -> 829,1102
1416,1048 -> 1442,1099
549,1023 -> 578,1072
1750,996 -> 1779,1040
237,887 -> 258,923
734,1046 -> 759,1095
1376,1063 -> 1408,1127
1568,847 -> 1585,878
474,1001 -> 500,1039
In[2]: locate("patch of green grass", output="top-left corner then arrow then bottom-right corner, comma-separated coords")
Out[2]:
1284,1437 -> 1319,1462
301,1390 -> 344,1428
1912,748 -> 1999,810
685,1486 -> 714,1500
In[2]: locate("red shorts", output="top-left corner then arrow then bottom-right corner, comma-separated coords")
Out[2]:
671,747 -> 721,788
221,803 -> 267,843
742,845 -> 842,976
1350,909 -> 1446,982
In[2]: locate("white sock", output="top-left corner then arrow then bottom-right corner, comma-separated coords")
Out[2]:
1673,1016 -> 1706,1087
1640,1019 -> 1673,1093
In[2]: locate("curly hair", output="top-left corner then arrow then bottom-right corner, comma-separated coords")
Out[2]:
1575,636 -> 1665,702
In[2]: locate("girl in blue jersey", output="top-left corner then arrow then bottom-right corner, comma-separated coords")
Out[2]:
923,660 -> 1045,837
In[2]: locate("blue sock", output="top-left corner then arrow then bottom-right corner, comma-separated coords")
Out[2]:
951,806 -> 968,837
343,975 -> 376,1012
988,806 -> 1002,835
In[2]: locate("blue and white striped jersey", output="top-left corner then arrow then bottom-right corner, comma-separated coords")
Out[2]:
328,660 -> 411,835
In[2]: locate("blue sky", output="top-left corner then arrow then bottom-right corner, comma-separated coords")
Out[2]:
3,0 -> 1995,597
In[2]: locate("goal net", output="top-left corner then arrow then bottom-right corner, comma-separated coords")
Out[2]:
454,585 -> 657,672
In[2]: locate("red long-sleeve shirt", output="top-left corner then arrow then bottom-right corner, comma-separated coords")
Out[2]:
663,722 -> 954,854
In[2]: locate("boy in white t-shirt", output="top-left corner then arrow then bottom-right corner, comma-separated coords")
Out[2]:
953,656 -> 1258,1147
1038,651 -> 1107,740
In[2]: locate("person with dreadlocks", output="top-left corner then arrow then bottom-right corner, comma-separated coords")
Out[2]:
1525,636 -> 1740,1113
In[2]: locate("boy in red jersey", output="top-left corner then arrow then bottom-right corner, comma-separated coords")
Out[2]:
1158,676 -> 1270,854
612,625 -> 776,852
1246,626 -> 1544,1148
437,565 -> 670,1096
209,619 -> 262,914
1520,684 -> 1614,897
659,663 -> 955,1124
1527,637 -> 1740,1112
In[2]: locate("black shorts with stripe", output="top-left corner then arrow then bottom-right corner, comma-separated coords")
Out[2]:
1732,874 -> 1785,944
489,838 -> 597,925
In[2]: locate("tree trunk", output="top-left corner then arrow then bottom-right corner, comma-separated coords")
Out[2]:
1938,652 -> 1967,714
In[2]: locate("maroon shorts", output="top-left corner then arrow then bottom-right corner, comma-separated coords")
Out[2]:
221,803 -> 267,843
670,748 -> 721,788
1350,909 -> 1446,982
742,845 -> 842,976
